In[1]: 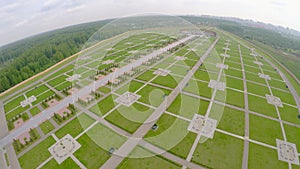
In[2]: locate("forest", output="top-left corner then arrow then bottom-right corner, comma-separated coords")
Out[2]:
0,20 -> 111,92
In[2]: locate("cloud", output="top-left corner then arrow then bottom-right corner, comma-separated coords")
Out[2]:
269,1 -> 287,7
15,19 -> 28,27
0,2 -> 21,12
66,4 -> 86,13
1,0 -> 300,47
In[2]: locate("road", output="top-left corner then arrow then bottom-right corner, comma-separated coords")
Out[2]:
100,36 -> 220,169
256,52 -> 300,115
0,35 -> 195,150
239,44 -> 250,169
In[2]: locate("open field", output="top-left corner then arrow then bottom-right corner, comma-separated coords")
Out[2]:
0,28 -> 298,169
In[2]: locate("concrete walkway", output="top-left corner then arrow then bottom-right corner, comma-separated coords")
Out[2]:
100,36 -> 220,169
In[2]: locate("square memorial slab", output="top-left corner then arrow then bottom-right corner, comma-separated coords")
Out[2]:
66,74 -> 81,82
253,61 -> 263,66
187,114 -> 217,138
20,96 -> 37,107
208,80 -> 226,91
153,68 -> 171,76
276,139 -> 299,165
216,63 -> 229,69
102,59 -> 114,65
48,134 -> 81,164
258,73 -> 271,80
266,94 -> 283,107
220,54 -> 230,58
175,56 -> 187,61
115,92 -> 141,107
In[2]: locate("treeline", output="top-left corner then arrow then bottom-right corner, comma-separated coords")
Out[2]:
0,20 -> 112,92
218,24 -> 300,53
182,16 -> 300,54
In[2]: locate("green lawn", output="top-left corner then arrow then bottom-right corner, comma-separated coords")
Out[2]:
191,132 -> 244,169
97,86 -> 111,94
151,74 -> 182,89
117,146 -> 181,169
249,114 -> 283,146
248,94 -> 278,118
6,105 -> 29,121
105,103 -> 153,133
32,90 -> 55,105
115,81 -> 144,95
41,158 -> 80,169
268,79 -> 288,90
136,70 -> 156,82
183,59 -> 197,67
193,70 -> 210,82
48,75 -> 68,87
26,85 -> 50,97
279,105 -> 300,125
168,132 -> 197,158
137,84 -> 171,107
154,62 -> 170,69
4,95 -> 25,113
224,60 -> 242,70
85,123 -> 126,151
244,65 -> 260,74
245,72 -> 266,84
167,94 -> 209,119
19,136 -> 56,169
224,68 -> 243,78
226,76 -> 244,91
29,106 -> 41,116
55,113 -> 95,139
247,81 -> 270,97
74,134 -> 111,169
271,88 -> 296,105
248,143 -> 288,169
90,95 -> 116,117
283,123 -> 300,152
55,81 -> 72,91
145,114 -> 190,151
216,89 -> 244,108
40,120 -> 55,135
169,64 -> 189,76
217,107 -> 245,136
45,64 -> 74,81
183,80 -> 212,99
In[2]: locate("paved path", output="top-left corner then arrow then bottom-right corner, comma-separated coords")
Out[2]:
239,44 -> 250,169
5,144 -> 21,169
255,52 -> 300,114
0,35 -> 195,150
181,90 -> 300,129
0,101 -> 20,169
184,38 -> 225,167
100,36 -> 220,169
44,83 -> 65,99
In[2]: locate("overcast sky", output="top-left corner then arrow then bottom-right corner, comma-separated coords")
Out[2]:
0,0 -> 299,46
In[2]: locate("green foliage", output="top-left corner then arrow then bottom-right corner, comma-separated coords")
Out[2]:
0,20 -> 111,92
